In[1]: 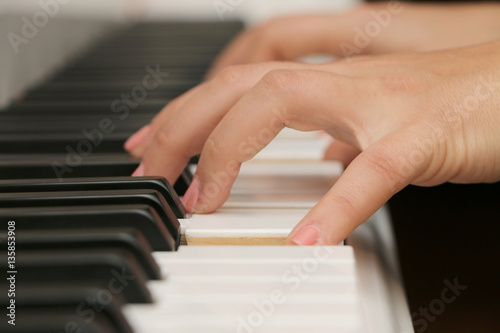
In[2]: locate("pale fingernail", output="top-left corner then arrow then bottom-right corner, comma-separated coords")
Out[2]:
181,177 -> 200,214
290,225 -> 319,246
132,163 -> 145,177
124,125 -> 150,152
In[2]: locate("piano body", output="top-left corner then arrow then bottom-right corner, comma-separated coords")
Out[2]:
1,1 -> 415,332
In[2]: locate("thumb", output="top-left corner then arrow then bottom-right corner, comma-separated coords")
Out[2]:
287,134 -> 427,245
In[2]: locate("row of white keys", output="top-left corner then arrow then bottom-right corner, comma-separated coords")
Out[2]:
181,160 -> 342,245
123,246 -> 365,333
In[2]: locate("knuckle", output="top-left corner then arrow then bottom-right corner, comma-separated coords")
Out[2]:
152,126 -> 174,150
260,69 -> 301,94
202,137 -> 224,162
362,146 -> 400,184
326,193 -> 358,222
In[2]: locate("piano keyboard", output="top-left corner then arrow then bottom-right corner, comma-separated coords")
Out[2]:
0,21 -> 414,332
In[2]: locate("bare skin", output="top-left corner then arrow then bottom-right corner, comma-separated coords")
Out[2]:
125,3 -> 500,245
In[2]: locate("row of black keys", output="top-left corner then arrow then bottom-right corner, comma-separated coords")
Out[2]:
0,175 -> 190,333
0,21 -> 242,332
1,21 -> 243,156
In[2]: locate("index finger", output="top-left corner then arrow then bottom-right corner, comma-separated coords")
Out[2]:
134,62 -> 310,183
189,69 -> 360,214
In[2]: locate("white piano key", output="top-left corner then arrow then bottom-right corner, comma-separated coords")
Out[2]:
126,246 -> 364,333
152,246 -> 355,276
147,292 -> 359,306
181,161 -> 343,244
181,209 -> 308,245
250,129 -> 331,161
224,191 -> 325,209
124,302 -> 359,316
188,161 -> 343,206
233,161 -> 342,192
126,313 -> 363,333
253,139 -> 331,161
273,128 -> 325,140
151,261 -> 354,276
182,162 -> 343,244
158,244 -> 352,259
162,274 -> 350,284
147,281 -> 356,296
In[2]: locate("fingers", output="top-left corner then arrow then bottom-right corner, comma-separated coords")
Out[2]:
124,124 -> 150,153
323,140 -> 361,167
132,63 -> 310,183
207,14 -> 363,78
124,83 -> 205,158
287,131 -> 430,245
184,69 -> 361,214
131,67 -> 259,182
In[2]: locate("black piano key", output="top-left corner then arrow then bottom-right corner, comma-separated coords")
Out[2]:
0,121 -> 150,135
0,133 -> 130,154
0,113 -> 154,132
51,67 -> 206,82
28,80 -> 198,94
174,166 -> 193,196
69,54 -> 217,68
189,154 -> 200,164
0,176 -> 185,218
23,88 -> 189,102
0,155 -> 140,179
0,189 -> 181,249
0,205 -> 175,251
0,307 -> 128,333
0,156 -> 191,198
0,248 -> 152,303
80,45 -> 222,56
3,100 -> 163,111
5,99 -> 166,111
0,283 -> 134,333
15,229 -> 162,280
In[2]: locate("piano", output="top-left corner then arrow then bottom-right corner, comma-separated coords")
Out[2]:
0,1 -> 414,332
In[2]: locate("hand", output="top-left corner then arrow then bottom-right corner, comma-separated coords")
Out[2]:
207,2 -> 500,78
208,1 -> 500,167
125,41 -> 500,245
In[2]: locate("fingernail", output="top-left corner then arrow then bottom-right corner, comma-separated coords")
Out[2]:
124,125 -> 150,152
290,225 -> 319,246
182,177 -> 200,214
132,163 -> 145,177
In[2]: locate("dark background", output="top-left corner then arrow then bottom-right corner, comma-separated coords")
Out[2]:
389,183 -> 500,333
362,2 -> 500,332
